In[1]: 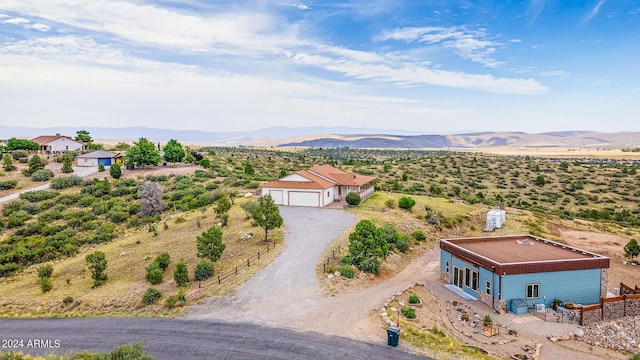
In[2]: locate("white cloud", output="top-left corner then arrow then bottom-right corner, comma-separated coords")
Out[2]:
3,17 -> 30,25
540,70 -> 569,78
377,26 -> 506,68
28,23 -> 49,32
278,3 -> 311,10
585,0 -> 605,21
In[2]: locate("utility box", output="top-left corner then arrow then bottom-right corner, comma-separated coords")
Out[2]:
486,209 -> 506,229
386,326 -> 401,347
511,298 -> 528,315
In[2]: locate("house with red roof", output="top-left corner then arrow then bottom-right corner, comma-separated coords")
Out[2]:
31,133 -> 85,154
260,165 -> 376,207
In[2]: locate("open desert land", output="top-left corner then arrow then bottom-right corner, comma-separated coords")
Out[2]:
1,147 -> 639,360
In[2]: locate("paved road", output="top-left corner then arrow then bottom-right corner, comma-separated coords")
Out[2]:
0,318 -> 426,359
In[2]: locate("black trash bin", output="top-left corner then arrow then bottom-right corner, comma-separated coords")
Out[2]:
386,326 -> 401,347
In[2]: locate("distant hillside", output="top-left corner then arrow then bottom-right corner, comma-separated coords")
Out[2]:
279,131 -> 640,149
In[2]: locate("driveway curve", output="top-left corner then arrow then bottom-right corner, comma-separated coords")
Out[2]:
186,206 -> 356,327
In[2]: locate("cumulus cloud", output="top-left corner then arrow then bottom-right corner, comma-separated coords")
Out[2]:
3,17 -> 30,25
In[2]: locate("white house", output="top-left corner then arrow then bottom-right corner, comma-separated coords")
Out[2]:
75,150 -> 121,167
31,134 -> 85,154
486,209 -> 506,229
260,165 -> 376,207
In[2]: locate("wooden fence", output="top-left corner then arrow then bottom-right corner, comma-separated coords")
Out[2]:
215,242 -> 275,285
322,246 -> 342,273
581,282 -> 640,325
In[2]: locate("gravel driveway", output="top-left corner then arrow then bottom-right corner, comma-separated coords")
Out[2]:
187,206 -> 356,326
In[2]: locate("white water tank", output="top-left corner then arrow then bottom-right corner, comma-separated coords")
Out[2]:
486,209 -> 506,229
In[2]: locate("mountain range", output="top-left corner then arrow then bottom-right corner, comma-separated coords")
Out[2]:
1,126 -> 637,149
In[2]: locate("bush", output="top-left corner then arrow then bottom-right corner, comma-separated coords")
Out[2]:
357,258 -> 380,275
194,260 -> 215,280
19,157 -> 28,163
50,175 -> 83,189
98,163 -> 105,172
338,264 -> 355,279
39,277 -> 53,292
156,252 -> 171,271
31,169 -> 54,181
108,209 -> 129,223
411,230 -> 426,241
0,180 -> 18,190
20,190 -> 58,202
340,255 -> 353,265
401,306 -> 416,319
345,192 -> 361,206
36,264 -> 53,279
146,267 -> 163,285
11,150 -> 28,160
395,235 -> 410,253
398,196 -> 416,211
62,296 -> 74,306
142,287 -> 162,305
409,294 -> 420,304
174,259 -> 189,287
0,263 -> 21,277
110,162 -> 122,179
164,295 -> 179,309
385,199 -> 395,209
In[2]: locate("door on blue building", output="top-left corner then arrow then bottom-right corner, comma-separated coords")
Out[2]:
453,267 -> 464,288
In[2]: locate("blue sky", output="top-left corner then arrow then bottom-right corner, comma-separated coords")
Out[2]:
1,0 -> 638,134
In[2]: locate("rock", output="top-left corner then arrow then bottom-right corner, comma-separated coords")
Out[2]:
381,312 -> 388,317
334,271 -> 341,277
389,307 -> 397,313
399,301 -> 405,306
244,192 -> 253,198
548,337 -> 558,343
327,274 -> 334,279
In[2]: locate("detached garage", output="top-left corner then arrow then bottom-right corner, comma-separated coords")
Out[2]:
75,150 -> 120,167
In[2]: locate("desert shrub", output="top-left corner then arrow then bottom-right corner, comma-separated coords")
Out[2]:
39,277 -> 53,292
358,258 -> 380,275
98,163 -> 105,172
36,264 -> 53,279
340,255 -> 353,265
20,190 -> 58,202
11,150 -> 28,160
89,223 -> 115,244
108,209 -> 129,223
338,264 -> 355,278
395,235 -> 410,253
23,155 -> 46,177
401,306 -> 416,319
6,211 -> 31,228
164,295 -> 179,309
0,180 -> 18,190
345,192 -> 361,206
19,157 -> 28,163
50,175 -> 83,189
411,230 -> 426,241
385,198 -> 395,209
156,252 -> 171,271
128,202 -> 141,215
142,287 -> 162,305
0,263 -> 21,277
31,169 -> 54,181
146,267 -> 163,285
62,296 -> 74,306
173,259 -> 189,287
194,260 -> 215,280
398,196 -> 416,211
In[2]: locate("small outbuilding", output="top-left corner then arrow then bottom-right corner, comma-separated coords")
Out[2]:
75,150 -> 120,167
486,209 -> 506,229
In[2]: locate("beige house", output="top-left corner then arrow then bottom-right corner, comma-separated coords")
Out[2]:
260,165 -> 376,207
31,134 -> 85,154
75,150 -> 121,167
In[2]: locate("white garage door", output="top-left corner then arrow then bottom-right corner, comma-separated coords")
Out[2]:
289,191 -> 320,207
269,190 -> 284,205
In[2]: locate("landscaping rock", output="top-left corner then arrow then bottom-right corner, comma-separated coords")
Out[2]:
580,315 -> 640,353
327,274 -> 334,279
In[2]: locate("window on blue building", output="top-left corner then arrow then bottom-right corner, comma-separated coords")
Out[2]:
526,284 -> 540,299
445,261 -> 450,273
486,280 -> 491,295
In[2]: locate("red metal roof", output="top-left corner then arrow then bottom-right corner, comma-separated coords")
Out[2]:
440,234 -> 609,275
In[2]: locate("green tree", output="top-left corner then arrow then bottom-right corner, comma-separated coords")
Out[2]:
75,130 -> 92,143
194,260 -> 215,280
196,226 -> 226,262
7,137 -> 39,151
3,155 -> 16,172
240,200 -> 257,219
348,220 -> 388,274
163,139 -> 186,164
124,138 -> 161,169
398,196 -> 416,211
251,195 -> 283,241
23,154 -> 45,176
86,251 -> 108,288
110,163 -> 122,179
173,259 -> 189,287
214,196 -> 232,218
98,163 -> 105,172
61,152 -> 74,173
624,238 -> 640,263
244,163 -> 254,175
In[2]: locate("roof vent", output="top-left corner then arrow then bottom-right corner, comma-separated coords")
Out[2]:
582,251 -> 587,255
562,245 -> 566,249
572,249 -> 577,252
